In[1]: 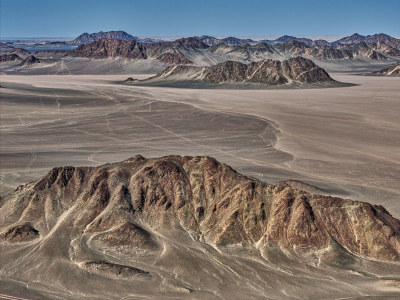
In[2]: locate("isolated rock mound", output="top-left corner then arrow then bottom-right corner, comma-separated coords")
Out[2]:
71,38 -> 147,59
373,62 -> 400,75
1,155 -> 399,262
18,55 -> 40,66
1,223 -> 39,242
153,57 -> 333,85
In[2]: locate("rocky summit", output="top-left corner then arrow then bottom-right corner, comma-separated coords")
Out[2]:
68,30 -> 138,44
1,155 -> 399,262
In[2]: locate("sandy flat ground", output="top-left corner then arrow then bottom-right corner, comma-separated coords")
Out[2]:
0,73 -> 399,217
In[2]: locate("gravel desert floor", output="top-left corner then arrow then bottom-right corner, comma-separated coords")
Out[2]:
1,72 -> 400,299
1,73 -> 399,217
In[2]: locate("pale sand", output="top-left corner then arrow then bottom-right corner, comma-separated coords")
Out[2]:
0,73 -> 399,217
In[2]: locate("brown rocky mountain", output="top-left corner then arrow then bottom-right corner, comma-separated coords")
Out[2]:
0,53 -> 22,62
71,38 -> 147,59
153,57 -> 333,85
373,62 -> 400,75
18,55 -> 40,66
1,155 -> 399,262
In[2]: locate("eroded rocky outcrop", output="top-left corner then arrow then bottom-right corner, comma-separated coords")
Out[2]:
1,155 -> 399,262
153,57 -> 333,85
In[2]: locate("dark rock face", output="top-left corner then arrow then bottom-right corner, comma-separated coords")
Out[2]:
18,55 -> 40,66
156,57 -> 333,85
69,31 -> 138,44
0,54 -> 22,62
156,52 -> 193,65
71,38 -> 147,59
1,223 -> 39,242
373,62 -> 400,75
1,155 -> 399,262
124,77 -> 138,82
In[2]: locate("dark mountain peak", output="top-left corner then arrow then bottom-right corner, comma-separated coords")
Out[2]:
69,30 -> 138,45
274,35 -> 313,45
71,38 -> 147,59
350,33 -> 365,38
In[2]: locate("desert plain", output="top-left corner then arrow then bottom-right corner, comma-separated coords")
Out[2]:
1,71 -> 400,299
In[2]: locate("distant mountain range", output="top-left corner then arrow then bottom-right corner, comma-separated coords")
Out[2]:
63,34 -> 399,66
64,31 -> 400,47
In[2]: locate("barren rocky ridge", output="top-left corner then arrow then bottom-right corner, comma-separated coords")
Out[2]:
1,155 -> 399,262
151,57 -> 333,84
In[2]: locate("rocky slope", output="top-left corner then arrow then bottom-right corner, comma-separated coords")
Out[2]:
1,155 -> 400,299
1,155 -> 398,261
373,62 -> 400,75
0,53 -> 22,62
68,30 -> 138,44
152,57 -> 333,85
18,55 -> 40,66
71,38 -> 147,59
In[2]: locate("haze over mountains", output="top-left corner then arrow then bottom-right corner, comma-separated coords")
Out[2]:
1,30 -> 399,79
1,31 -> 400,65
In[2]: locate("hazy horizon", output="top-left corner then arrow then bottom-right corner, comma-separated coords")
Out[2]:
2,34 -> 400,43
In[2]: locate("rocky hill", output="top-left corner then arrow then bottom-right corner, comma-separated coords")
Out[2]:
71,38 -> 147,59
69,30 -> 138,44
153,57 -> 333,85
373,62 -> 400,75
0,155 -> 399,262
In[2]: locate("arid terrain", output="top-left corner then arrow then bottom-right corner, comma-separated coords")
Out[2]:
1,32 -> 400,299
1,73 -> 399,216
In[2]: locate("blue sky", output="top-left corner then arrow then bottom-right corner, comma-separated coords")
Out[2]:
1,0 -> 399,38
